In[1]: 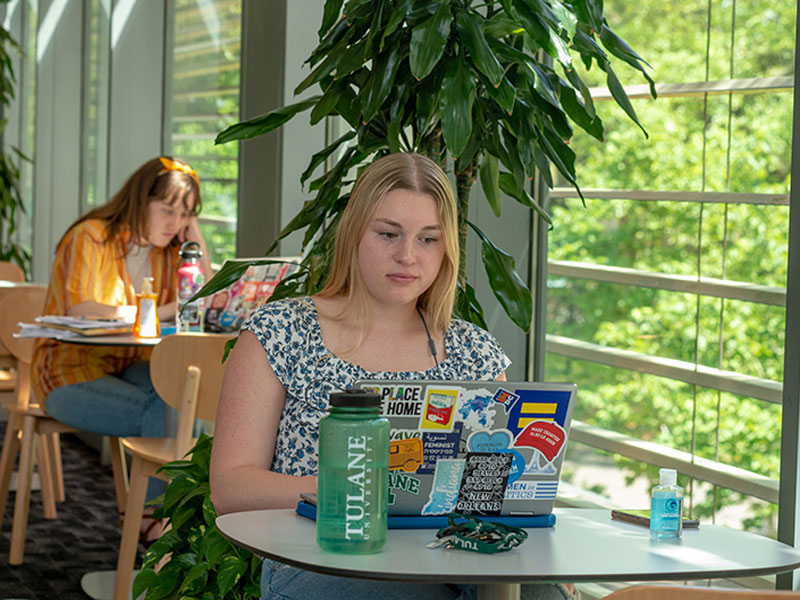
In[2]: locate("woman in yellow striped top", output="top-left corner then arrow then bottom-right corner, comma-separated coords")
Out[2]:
31,156 -> 212,471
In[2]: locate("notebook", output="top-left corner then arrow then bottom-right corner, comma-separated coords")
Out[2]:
353,380 -> 577,519
203,257 -> 300,333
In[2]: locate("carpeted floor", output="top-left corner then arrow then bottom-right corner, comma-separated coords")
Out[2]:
0,423 -> 143,599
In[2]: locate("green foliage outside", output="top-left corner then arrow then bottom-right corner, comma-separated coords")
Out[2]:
0,19 -> 30,277
546,0 -> 793,533
169,0 -> 242,267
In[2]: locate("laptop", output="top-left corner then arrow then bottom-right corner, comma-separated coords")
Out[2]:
203,257 -> 300,333
353,380 -> 577,520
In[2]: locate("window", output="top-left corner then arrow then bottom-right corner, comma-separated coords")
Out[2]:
546,1 -> 794,535
165,0 -> 241,267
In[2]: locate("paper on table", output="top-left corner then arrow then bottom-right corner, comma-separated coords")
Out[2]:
14,323 -> 79,339
35,315 -> 133,329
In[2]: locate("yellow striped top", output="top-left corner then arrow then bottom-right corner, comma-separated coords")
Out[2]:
31,219 -> 180,406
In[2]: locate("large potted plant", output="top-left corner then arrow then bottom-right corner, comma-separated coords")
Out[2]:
203,0 -> 655,332
139,2 -> 656,597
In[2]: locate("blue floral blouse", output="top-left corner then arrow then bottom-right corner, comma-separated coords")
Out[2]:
241,297 -> 511,476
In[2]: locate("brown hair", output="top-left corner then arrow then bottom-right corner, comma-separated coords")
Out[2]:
317,152 -> 458,336
61,156 -> 201,250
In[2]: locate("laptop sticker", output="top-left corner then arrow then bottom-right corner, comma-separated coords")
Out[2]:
421,458 -> 465,515
456,388 -> 498,432
389,438 -> 423,473
388,470 -> 421,506
467,430 -> 512,453
514,420 -> 567,475
492,388 -> 520,413
505,479 -> 558,500
456,452 -> 513,515
505,390 -> 572,438
502,449 -> 527,485
417,422 -> 462,475
379,385 -> 425,419
422,387 -> 460,430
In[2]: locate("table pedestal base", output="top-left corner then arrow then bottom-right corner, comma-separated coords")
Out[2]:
81,569 -> 141,600
478,583 -> 521,600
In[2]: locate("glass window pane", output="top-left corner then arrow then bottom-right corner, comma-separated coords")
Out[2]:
166,0 -> 241,267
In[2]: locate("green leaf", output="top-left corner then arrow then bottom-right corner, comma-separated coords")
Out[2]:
563,66 -> 595,119
513,0 -> 571,67
301,130 -> 356,184
381,0 -> 411,50
571,0 -> 604,33
215,97 -> 320,144
201,527 -> 232,567
360,44 -> 404,122
599,24 -> 657,99
550,0 -> 578,39
479,153 -> 501,217
498,171 -> 552,224
190,258 -> 299,305
145,559 -> 182,599
468,221 -> 533,332
409,3 -> 452,80
178,562 -> 210,596
414,67 -> 445,137
440,56 -> 477,158
454,8 -> 504,87
454,281 -> 488,330
605,64 -> 647,137
132,567 -> 157,600
559,84 -> 603,140
484,12 -> 522,39
319,0 -> 345,38
217,555 -> 248,598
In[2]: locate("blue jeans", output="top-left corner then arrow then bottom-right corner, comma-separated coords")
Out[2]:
45,361 -> 168,501
260,559 -> 575,600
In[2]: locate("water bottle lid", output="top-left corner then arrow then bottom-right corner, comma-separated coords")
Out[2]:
329,388 -> 381,408
659,468 -> 677,486
179,240 -> 203,260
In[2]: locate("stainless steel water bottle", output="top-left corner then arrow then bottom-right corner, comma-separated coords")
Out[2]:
317,389 -> 389,554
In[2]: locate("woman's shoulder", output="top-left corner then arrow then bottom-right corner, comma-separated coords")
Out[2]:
446,317 -> 508,359
61,219 -> 108,245
242,296 -> 316,331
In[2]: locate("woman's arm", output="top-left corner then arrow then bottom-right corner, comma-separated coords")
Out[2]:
210,330 -> 317,514
68,300 -> 176,322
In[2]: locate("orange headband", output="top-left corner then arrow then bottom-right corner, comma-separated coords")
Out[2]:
159,156 -> 199,187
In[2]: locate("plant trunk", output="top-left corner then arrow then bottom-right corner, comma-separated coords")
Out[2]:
454,159 -> 477,288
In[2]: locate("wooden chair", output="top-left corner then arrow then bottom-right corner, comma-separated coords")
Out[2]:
0,287 -> 128,565
113,332 -> 233,600
0,260 -> 25,282
604,586 -> 800,599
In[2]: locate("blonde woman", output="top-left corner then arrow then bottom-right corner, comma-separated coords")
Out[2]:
211,153 -> 572,600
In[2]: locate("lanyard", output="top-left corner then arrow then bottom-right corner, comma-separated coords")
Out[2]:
429,513 -> 528,554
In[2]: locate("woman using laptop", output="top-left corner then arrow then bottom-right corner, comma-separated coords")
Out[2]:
210,152 -> 573,600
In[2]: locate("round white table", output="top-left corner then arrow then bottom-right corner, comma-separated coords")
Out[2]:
217,508 -> 800,600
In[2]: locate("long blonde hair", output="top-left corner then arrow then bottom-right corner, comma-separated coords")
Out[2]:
317,152 -> 459,337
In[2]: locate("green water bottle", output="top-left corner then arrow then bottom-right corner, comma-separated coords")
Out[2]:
317,389 -> 389,554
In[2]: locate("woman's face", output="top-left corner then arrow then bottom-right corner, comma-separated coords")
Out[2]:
145,193 -> 195,247
357,189 -> 446,309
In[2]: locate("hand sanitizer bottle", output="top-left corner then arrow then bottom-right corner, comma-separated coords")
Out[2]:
650,468 -> 684,539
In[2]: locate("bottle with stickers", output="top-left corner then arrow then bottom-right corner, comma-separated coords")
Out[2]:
317,389 -> 389,554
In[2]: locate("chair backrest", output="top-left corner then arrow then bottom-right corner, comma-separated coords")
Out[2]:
149,333 -> 233,457
604,586 -> 800,600
0,261 -> 25,282
0,286 -> 47,363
